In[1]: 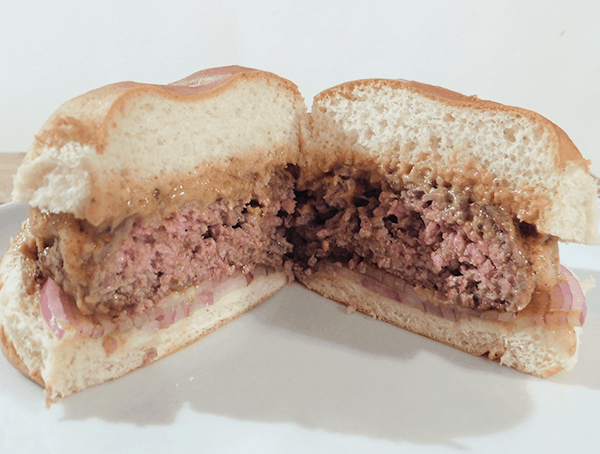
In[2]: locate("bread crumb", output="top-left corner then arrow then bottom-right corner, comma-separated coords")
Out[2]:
102,336 -> 118,357
143,347 -> 158,365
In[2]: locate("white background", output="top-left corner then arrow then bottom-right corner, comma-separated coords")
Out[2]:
1,1 -> 599,176
1,2 -> 600,453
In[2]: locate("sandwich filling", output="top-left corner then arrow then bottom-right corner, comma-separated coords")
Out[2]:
288,164 -> 557,313
22,161 -> 568,329
28,168 -> 296,316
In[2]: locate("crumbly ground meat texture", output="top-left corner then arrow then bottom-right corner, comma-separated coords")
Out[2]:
32,164 -> 540,316
34,168 -> 296,315
287,165 -> 536,312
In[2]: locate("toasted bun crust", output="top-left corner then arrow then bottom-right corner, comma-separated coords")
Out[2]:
12,66 -> 307,227
304,78 -> 599,244
300,267 -> 579,378
0,238 -> 287,404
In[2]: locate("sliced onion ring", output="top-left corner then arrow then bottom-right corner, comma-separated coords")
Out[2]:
39,269 -> 264,339
40,279 -> 73,339
322,261 -> 587,327
560,265 -> 587,324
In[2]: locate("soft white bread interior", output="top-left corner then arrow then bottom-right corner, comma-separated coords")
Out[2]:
0,233 -> 287,405
304,79 -> 599,244
12,66 -> 306,226
301,266 -> 580,378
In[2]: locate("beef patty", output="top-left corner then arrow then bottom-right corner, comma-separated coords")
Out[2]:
287,165 -> 539,312
28,164 -> 549,316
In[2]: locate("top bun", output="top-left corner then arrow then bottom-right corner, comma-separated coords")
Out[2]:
12,69 -> 598,243
303,79 -> 599,244
12,66 -> 306,227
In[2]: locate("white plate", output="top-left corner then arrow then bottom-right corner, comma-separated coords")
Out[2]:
0,202 -> 599,453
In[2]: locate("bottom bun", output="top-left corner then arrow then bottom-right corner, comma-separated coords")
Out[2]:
0,245 -> 287,405
300,266 -> 580,378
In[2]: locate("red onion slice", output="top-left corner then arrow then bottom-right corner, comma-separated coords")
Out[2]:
536,265 -> 587,326
39,270 -> 261,339
40,279 -> 72,339
194,291 -> 215,308
214,273 -> 251,297
322,261 -> 585,327
361,275 -> 401,302
560,265 -> 587,325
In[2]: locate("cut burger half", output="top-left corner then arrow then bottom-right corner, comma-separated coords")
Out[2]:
0,66 -> 306,404
296,78 -> 598,378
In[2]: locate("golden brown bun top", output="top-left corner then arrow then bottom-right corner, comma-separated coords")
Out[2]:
315,78 -> 588,171
31,66 -> 303,155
